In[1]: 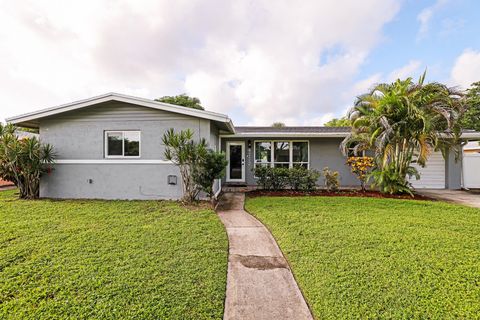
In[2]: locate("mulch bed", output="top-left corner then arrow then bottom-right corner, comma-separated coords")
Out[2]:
0,179 -> 14,187
247,189 -> 433,201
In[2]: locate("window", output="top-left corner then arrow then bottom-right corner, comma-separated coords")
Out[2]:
254,140 -> 309,168
274,141 -> 289,168
254,141 -> 271,167
105,131 -> 140,158
292,141 -> 309,168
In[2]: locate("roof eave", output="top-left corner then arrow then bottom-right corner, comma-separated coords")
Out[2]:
6,93 -> 235,132
220,132 -> 349,138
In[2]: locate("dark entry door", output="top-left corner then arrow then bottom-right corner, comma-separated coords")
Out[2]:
227,142 -> 245,182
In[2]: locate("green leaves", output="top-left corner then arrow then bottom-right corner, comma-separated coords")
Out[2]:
162,129 -> 226,202
0,124 -> 55,199
155,94 -> 204,110
342,74 -> 464,194
192,150 -> 228,199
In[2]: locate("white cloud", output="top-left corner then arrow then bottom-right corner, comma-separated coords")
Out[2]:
387,60 -> 422,81
0,0 -> 401,125
345,60 -> 423,112
417,0 -> 449,40
450,49 -> 480,88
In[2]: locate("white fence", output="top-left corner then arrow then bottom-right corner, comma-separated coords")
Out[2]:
463,153 -> 480,188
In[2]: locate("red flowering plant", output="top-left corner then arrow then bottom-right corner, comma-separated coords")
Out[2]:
346,156 -> 374,191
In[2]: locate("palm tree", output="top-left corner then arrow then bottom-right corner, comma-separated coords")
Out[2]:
341,73 -> 465,194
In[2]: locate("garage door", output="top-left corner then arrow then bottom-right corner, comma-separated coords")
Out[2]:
409,151 -> 445,189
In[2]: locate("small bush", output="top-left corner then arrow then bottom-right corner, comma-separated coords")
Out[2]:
192,149 -> 228,200
346,156 -> 374,191
288,167 -> 320,191
322,167 -> 340,192
253,166 -> 319,191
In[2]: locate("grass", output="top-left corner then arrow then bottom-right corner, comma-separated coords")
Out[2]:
0,190 -> 228,319
246,196 -> 480,319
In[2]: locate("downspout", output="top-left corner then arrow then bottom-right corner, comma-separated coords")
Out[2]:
460,140 -> 468,190
214,135 -> 223,200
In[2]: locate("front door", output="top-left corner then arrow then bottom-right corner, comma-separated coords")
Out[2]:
226,142 -> 245,182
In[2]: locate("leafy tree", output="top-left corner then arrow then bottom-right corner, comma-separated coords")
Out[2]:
0,123 -> 55,199
341,73 -> 464,194
271,122 -> 286,128
460,82 -> 480,131
192,150 -> 228,200
324,117 -> 351,127
156,94 -> 204,110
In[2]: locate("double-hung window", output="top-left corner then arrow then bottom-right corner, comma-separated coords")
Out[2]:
105,131 -> 141,158
254,141 -> 309,168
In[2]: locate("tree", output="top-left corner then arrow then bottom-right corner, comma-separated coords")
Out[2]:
341,73 -> 464,194
155,94 -> 204,110
460,82 -> 480,131
0,123 -> 55,199
162,129 -> 207,203
271,122 -> 286,128
192,150 -> 228,200
324,117 -> 351,127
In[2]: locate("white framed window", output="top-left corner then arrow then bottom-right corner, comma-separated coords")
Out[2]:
254,140 -> 309,169
105,131 -> 141,158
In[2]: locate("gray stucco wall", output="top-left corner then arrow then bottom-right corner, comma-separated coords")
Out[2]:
221,137 -> 360,187
220,137 -> 463,190
39,101 -> 217,200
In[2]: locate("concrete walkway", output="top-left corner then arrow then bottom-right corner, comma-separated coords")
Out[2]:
216,192 -> 313,320
417,189 -> 480,208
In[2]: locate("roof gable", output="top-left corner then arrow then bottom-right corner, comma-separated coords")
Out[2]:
6,92 -> 235,132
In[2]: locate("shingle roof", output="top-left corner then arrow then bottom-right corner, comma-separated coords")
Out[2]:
234,126 -> 351,133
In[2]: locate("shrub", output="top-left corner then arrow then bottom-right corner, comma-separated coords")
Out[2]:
253,166 -> 289,190
192,149 -> 228,200
288,167 -> 320,191
369,162 -> 418,196
253,166 -> 271,190
254,166 -> 319,191
322,167 -> 340,192
346,156 -> 374,191
0,124 -> 55,199
270,167 -> 289,190
302,168 -> 321,191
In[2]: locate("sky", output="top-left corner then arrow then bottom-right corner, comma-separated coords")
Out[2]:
1,0 -> 480,126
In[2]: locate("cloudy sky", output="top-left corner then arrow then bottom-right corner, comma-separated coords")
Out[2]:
1,0 -> 480,125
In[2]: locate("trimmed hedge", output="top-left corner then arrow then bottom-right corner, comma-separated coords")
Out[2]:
253,166 -> 320,191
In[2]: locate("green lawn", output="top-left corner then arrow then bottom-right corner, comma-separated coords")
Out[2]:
0,190 -> 228,319
246,196 -> 480,319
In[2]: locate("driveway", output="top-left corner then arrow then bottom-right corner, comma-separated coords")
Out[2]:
417,189 -> 480,208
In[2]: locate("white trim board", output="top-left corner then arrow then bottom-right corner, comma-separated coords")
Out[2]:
55,159 -> 173,164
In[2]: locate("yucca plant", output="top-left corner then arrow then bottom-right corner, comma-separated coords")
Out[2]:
341,72 -> 465,194
0,123 -> 55,199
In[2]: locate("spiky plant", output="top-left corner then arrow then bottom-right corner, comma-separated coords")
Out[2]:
0,123 -> 55,199
341,73 -> 465,194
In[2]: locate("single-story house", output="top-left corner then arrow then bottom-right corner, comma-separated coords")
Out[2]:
6,93 -> 480,199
